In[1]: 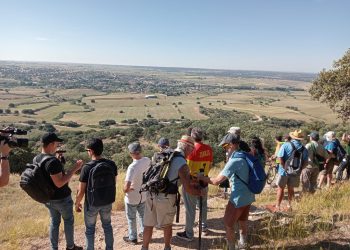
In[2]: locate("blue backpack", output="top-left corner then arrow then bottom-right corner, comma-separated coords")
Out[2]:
233,151 -> 267,194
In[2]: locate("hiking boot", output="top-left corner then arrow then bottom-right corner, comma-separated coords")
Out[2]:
123,236 -> 138,245
66,245 -> 83,250
176,231 -> 193,242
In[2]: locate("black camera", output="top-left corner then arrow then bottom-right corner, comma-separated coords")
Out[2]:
0,127 -> 29,148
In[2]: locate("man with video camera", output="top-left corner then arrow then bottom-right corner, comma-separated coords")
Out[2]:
0,126 -> 28,187
0,139 -> 11,187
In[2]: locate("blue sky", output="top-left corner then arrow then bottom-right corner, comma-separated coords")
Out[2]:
0,0 -> 349,73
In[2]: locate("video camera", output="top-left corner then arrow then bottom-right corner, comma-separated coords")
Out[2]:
0,127 -> 29,148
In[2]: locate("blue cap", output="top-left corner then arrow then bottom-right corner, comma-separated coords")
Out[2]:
308,131 -> 319,141
158,138 -> 169,147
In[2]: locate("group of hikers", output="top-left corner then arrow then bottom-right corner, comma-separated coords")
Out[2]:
0,126 -> 350,250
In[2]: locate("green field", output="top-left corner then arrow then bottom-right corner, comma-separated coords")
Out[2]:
0,87 -> 340,130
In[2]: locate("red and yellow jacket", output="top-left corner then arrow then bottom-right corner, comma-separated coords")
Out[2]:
187,142 -> 213,176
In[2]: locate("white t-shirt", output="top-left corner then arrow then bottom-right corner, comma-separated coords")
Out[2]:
124,157 -> 151,205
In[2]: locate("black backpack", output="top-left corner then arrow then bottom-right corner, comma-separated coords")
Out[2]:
335,139 -> 346,162
141,151 -> 184,195
87,161 -> 116,207
20,155 -> 56,203
284,142 -> 306,175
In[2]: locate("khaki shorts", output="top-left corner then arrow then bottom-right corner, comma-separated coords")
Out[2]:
144,193 -> 176,228
276,173 -> 300,188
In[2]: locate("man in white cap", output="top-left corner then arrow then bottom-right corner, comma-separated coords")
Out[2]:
319,131 -> 339,188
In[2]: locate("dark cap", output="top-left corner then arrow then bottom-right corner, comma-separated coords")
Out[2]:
191,127 -> 203,141
128,142 -> 142,154
158,137 -> 169,147
308,131 -> 319,141
41,132 -> 63,144
219,133 -> 240,147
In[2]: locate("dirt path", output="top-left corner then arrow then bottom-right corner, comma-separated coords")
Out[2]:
21,197 -> 229,250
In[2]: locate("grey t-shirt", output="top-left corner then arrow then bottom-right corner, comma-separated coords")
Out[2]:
167,150 -> 187,187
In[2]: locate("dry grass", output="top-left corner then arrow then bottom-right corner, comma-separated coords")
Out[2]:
0,175 -> 82,249
257,182 -> 350,248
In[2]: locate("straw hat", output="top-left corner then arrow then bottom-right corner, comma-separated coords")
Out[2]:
289,129 -> 305,140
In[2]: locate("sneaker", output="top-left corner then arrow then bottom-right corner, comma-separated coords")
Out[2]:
138,232 -> 143,240
123,236 -> 137,245
236,241 -> 248,249
66,245 -> 83,250
176,231 -> 193,242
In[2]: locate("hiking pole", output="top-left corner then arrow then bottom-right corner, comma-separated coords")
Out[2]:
198,168 -> 205,250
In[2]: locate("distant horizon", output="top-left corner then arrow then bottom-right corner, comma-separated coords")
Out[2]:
0,59 -> 318,75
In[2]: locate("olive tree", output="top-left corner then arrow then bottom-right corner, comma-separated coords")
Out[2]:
309,49 -> 350,122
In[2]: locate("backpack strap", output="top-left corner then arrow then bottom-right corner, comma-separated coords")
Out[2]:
289,141 -> 296,151
34,154 -> 56,169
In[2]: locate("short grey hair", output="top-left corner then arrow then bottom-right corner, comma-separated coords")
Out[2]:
177,141 -> 189,151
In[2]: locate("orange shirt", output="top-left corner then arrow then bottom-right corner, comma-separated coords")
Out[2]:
187,142 -> 213,176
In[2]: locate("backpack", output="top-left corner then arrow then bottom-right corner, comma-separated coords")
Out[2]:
284,142 -> 306,175
232,151 -> 267,194
87,161 -> 116,207
335,139 -> 346,162
141,151 -> 184,195
20,155 -> 56,203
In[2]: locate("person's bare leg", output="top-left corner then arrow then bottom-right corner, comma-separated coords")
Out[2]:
287,186 -> 294,208
224,202 -> 236,250
142,226 -> 153,249
276,186 -> 285,210
327,173 -> 332,187
163,225 -> 172,249
318,174 -> 325,188
238,220 -> 248,246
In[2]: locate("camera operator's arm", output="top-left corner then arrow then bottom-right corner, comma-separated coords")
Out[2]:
179,164 -> 203,196
0,141 -> 11,187
51,160 -> 83,188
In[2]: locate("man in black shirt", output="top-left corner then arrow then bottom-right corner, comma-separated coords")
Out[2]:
38,132 -> 83,250
75,138 -> 118,250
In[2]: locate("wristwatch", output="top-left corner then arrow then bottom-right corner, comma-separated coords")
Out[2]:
0,155 -> 9,160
